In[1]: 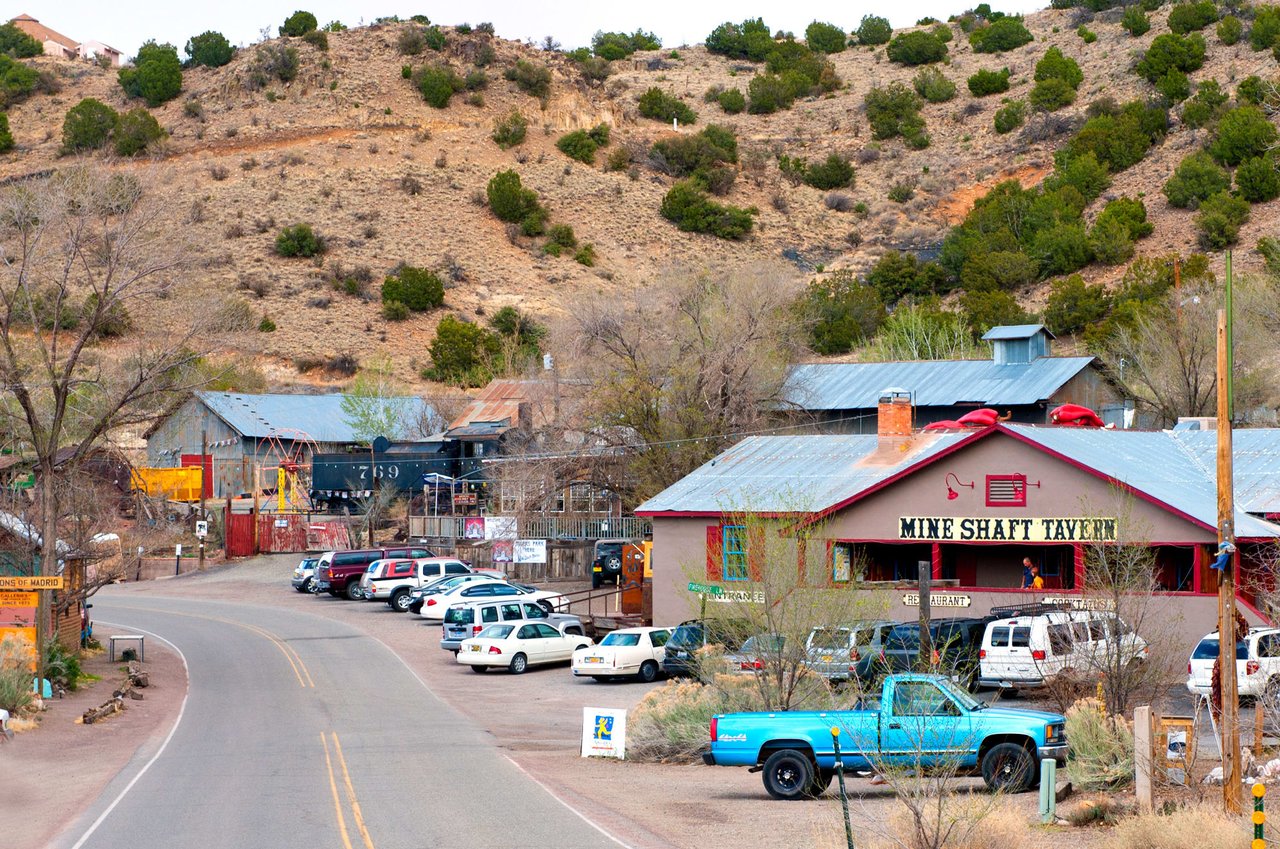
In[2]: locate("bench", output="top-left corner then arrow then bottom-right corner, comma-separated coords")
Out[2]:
108,634 -> 145,662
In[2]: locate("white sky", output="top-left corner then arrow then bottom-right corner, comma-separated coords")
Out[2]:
23,0 -> 1050,60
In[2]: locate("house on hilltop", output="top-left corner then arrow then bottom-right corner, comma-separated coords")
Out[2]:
11,13 -> 121,66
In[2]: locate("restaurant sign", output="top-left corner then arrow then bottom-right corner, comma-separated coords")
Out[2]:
898,516 -> 1117,543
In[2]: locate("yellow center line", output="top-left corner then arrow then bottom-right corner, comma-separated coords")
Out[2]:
321,732 -> 355,849
331,732 -> 376,849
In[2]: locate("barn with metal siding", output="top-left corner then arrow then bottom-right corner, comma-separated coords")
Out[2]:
144,392 -> 435,498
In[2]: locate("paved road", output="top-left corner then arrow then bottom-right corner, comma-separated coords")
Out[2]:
54,593 -> 625,849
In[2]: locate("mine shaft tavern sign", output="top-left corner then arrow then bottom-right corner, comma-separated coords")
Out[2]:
898,516 -> 1118,542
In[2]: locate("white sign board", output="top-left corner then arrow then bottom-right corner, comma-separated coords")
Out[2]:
513,539 -> 547,564
581,707 -> 626,759
901,593 -> 972,608
484,516 -> 518,540
1042,596 -> 1117,612
195,520 -> 208,539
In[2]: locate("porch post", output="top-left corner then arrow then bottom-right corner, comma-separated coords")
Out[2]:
1073,544 -> 1085,591
1193,544 -> 1204,594
930,543 -> 942,581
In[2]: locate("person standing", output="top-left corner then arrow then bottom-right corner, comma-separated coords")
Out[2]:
1021,556 -> 1034,589
1028,564 -> 1044,590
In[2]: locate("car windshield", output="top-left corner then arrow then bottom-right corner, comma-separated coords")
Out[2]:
885,625 -> 920,649
668,624 -> 703,648
937,677 -> 984,710
602,632 -> 641,647
300,558 -> 317,569
809,628 -> 851,650
477,625 -> 514,639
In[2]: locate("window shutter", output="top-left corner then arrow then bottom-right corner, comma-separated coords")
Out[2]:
706,525 -> 722,580
747,525 -> 765,582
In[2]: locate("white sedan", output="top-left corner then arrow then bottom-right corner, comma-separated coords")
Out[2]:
418,580 -> 567,621
458,622 -> 593,674
572,627 -> 671,683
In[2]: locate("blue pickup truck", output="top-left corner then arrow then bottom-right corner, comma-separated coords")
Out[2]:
703,673 -> 1067,800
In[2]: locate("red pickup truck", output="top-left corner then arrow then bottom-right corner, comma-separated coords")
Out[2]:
314,546 -> 433,599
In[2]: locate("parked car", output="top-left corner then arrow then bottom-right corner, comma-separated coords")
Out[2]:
979,607 -> 1148,692
1187,627 -> 1280,699
805,621 -> 897,684
572,627 -> 671,682
457,621 -> 593,674
726,634 -> 787,673
440,599 -> 584,652
356,558 -> 415,599
662,618 -> 751,678
704,673 -> 1068,798
407,573 -> 504,614
314,546 -> 433,599
876,618 -> 991,689
418,580 -> 567,621
363,557 -> 472,611
590,538 -> 633,589
290,557 -> 320,593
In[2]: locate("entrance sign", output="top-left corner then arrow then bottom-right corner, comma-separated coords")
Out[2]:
902,593 -> 971,608
0,576 -> 64,590
898,516 -> 1117,543
581,707 -> 627,759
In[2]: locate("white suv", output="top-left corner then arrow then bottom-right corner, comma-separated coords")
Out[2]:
362,557 -> 471,611
979,606 -> 1148,690
1187,627 -> 1280,699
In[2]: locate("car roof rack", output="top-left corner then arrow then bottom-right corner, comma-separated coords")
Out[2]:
987,600 -> 1074,619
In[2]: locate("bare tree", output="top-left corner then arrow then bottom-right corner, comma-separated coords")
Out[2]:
567,264 -> 804,505
0,165 -> 206,648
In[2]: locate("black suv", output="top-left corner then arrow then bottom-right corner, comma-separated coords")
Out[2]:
591,538 -> 632,589
662,618 -> 750,677
875,617 -> 992,690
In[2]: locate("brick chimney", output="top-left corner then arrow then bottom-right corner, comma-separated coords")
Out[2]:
878,388 -> 913,441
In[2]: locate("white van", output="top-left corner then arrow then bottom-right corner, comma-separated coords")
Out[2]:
978,605 -> 1147,690
1187,627 -> 1280,699
439,599 -> 584,653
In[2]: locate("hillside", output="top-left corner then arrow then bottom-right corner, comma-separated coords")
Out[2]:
4,6 -> 1278,386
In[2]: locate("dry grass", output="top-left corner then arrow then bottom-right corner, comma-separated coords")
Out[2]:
863,794 -> 1032,849
1099,804 -> 1250,849
627,673 -> 767,763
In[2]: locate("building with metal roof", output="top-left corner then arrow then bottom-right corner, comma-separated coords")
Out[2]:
783,325 -> 1129,432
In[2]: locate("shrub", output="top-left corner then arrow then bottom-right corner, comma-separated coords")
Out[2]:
543,223 -> 577,256
1096,197 -> 1154,240
933,23 -> 954,42
1195,190 -> 1250,248
705,18 -> 774,61
1064,699 -> 1134,790
746,73 -> 803,114
867,251 -> 945,302
492,111 -> 527,148
1236,76 -> 1266,106
574,244 -> 597,266
274,223 -> 325,257
486,170 -> 543,224
865,82 -> 928,147
423,315 -> 501,387
764,41 -> 840,93
1122,7 -> 1151,36
630,676 -> 770,762
717,87 -> 745,113
1137,33 -> 1206,83
968,68 -> 1010,96
248,44 -> 299,87
962,289 -> 1033,333
592,29 -> 661,60
1101,804 -> 1257,849
1090,214 -> 1136,264
114,107 -> 166,156
1078,26 -> 1098,43
62,98 -> 118,153
1209,106 -> 1279,166
660,180 -> 756,239
0,112 -> 12,153
556,129 -> 600,163
1217,14 -> 1242,45
914,67 -> 957,102
422,26 -> 446,51
118,41 -> 183,107
1167,0 -> 1217,35
185,30 -> 234,67
962,250 -> 1039,291
994,100 -> 1026,133
576,55 -> 611,83
856,15 -> 893,46
0,635 -> 36,714
1060,101 -> 1167,173
302,29 -> 328,50
638,87 -> 696,123
1180,79 -> 1229,128
398,26 -> 427,55
802,270 -> 885,353
887,31 -> 949,65
382,301 -> 409,321
280,10 -> 318,37
0,55 -> 38,107
970,17 -> 1034,53
1045,275 -> 1111,334
1155,69 -> 1191,103
803,154 -> 855,189
805,21 -> 847,54
1030,77 -> 1076,110
1236,154 -> 1280,203
1048,151 -> 1111,201
1035,46 -> 1083,89
651,125 -> 738,186
381,265 -> 444,311
0,22 -> 42,58
416,64 -> 464,108
1032,222 -> 1092,276
258,315 -> 278,332
504,60 -> 552,99
1252,5 -> 1280,51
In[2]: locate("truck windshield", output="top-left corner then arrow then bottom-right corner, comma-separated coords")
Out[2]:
937,677 -> 983,710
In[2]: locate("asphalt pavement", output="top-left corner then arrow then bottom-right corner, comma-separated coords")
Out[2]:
53,593 -> 628,849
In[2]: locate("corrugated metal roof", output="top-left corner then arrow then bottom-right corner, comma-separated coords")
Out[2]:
635,432 -> 969,514
1167,429 -> 1280,517
981,324 -> 1052,341
197,392 -> 432,444
784,357 -> 1095,411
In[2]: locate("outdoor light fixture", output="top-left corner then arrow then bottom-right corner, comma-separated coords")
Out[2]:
945,473 -> 975,501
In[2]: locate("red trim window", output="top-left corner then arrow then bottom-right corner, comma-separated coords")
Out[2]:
985,474 -> 1027,508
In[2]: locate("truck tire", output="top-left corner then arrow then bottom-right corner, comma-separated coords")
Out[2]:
981,742 -> 1036,793
345,582 -> 363,601
391,589 -> 412,612
762,749 -> 817,801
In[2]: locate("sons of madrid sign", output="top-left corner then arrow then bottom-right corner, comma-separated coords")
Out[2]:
899,516 -> 1118,543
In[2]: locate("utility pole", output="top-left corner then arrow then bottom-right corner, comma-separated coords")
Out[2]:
1217,301 -> 1242,813
198,429 -> 207,571
251,463 -> 261,555
917,565 -> 932,670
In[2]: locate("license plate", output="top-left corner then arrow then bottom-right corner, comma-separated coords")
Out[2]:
593,566 -> 602,572
673,650 -> 687,658
470,645 -> 481,652
584,656 -> 603,664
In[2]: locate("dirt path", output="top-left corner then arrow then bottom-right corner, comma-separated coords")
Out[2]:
158,123 -> 418,162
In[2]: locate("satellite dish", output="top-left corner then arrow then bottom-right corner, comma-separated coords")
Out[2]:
371,436 -> 391,453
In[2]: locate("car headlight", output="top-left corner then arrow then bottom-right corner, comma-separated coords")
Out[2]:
1046,723 -> 1066,744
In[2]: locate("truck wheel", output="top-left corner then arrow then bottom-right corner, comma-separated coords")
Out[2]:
391,590 -> 412,612
345,582 -> 363,601
981,742 -> 1036,793
509,653 -> 528,674
762,749 -> 816,801
808,770 -> 834,797
638,660 -> 660,683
